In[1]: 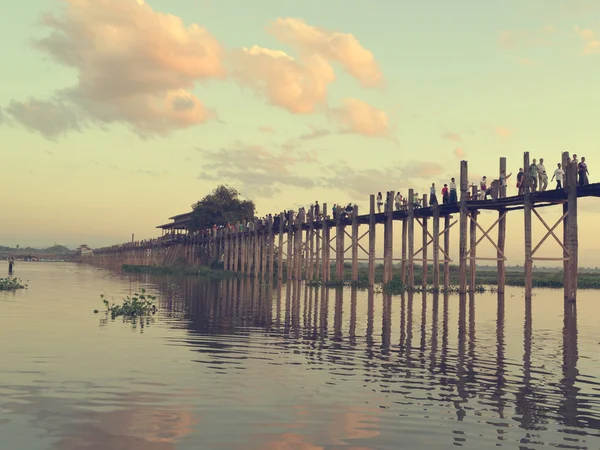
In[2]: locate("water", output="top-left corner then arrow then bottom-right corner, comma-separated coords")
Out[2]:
1,263 -> 600,449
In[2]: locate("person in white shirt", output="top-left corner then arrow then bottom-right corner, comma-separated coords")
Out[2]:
537,158 -> 548,191
551,163 -> 564,190
394,192 -> 402,211
429,183 -> 438,205
479,176 -> 487,200
449,178 -> 457,203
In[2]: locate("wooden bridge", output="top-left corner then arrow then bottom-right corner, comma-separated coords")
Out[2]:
93,152 -> 599,302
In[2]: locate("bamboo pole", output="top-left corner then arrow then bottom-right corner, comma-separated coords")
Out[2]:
408,188 -> 415,289
351,205 -> 359,282
497,157 -> 507,293
459,160 -> 468,294
566,160 -> 578,302
384,191 -> 394,283
368,196 -> 376,286
432,203 -> 440,290
523,152 -> 533,298
422,193 -> 428,290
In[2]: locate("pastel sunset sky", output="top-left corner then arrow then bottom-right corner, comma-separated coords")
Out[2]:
2,0 -> 599,266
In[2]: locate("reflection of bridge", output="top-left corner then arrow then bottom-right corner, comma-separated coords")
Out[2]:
139,275 -> 597,447
95,152 -> 599,302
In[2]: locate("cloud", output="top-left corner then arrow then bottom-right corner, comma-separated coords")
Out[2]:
228,18 -> 385,123
328,98 -> 390,136
498,26 -> 557,50
196,142 -> 318,197
574,26 -> 600,54
11,0 -> 225,137
564,0 -> 600,15
518,58 -> 537,67
266,18 -> 383,87
6,98 -> 82,139
229,45 -> 335,114
442,132 -> 462,142
453,147 -> 465,158
322,161 -> 445,198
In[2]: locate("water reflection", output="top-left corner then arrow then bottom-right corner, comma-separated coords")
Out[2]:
148,276 -> 600,448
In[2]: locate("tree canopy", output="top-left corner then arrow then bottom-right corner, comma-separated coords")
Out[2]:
189,185 -> 255,231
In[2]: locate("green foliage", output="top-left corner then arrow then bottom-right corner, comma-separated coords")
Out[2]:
188,185 -> 255,231
99,288 -> 157,319
0,278 -> 27,291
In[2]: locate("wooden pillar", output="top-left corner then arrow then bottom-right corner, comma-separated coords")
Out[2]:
421,193 -> 428,290
260,227 -> 267,278
566,160 -> 578,302
246,226 -> 253,276
268,216 -> 275,281
351,205 -> 359,282
562,152 -> 570,300
368,195 -> 376,286
407,188 -> 415,289
294,209 -> 303,279
254,219 -> 260,276
322,203 -> 330,282
287,211 -> 293,280
224,229 -> 230,271
308,206 -> 315,280
401,217 -> 407,283
497,157 -> 507,293
383,191 -> 394,283
469,210 -> 478,292
277,213 -> 284,280
335,209 -> 345,281
523,152 -> 533,298
432,203 -> 440,290
240,228 -> 246,275
233,226 -> 239,273
315,212 -> 321,280
459,160 -> 468,294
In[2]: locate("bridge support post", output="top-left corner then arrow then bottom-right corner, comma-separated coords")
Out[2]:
285,211 -> 292,280
268,216 -> 274,281
336,209 -> 345,281
497,157 -> 507,293
233,227 -> 239,273
322,204 -> 330,282
401,217 -> 407,283
240,228 -> 246,275
277,213 -> 284,280
368,196 -> 376,286
260,227 -> 267,277
459,160 -> 468,294
351,205 -> 359,282
469,209 -> 478,292
523,152 -> 533,298
422,194 -> 428,290
432,203 -> 440,290
224,229 -> 230,271
566,161 -> 578,302
254,220 -> 260,276
308,206 -> 315,280
408,188 -> 415,290
295,209 -> 303,279
562,152 -> 570,300
383,191 -> 394,284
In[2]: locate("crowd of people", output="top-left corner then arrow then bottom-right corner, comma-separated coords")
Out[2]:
100,154 -> 591,251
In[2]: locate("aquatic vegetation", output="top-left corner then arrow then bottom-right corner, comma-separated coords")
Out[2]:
98,288 -> 157,319
0,277 -> 27,291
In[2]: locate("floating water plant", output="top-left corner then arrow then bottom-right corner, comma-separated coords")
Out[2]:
0,278 -> 27,291
98,288 -> 157,319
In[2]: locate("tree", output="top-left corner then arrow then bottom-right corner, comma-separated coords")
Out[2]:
188,185 -> 255,231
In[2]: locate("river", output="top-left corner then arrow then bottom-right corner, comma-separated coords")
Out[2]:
1,262 -> 599,449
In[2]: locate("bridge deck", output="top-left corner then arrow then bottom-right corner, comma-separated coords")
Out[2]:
293,182 -> 600,231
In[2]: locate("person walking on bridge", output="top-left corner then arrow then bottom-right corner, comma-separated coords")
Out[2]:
537,158 -> 548,191
429,183 -> 438,206
551,163 -> 564,189
530,159 -> 538,192
578,157 -> 589,186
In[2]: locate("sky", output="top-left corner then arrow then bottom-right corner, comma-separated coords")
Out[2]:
1,0 -> 600,266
